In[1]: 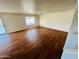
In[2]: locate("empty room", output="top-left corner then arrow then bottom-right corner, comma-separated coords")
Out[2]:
0,0 -> 78,59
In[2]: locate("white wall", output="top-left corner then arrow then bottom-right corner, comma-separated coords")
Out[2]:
40,9 -> 75,32
39,0 -> 76,32
0,13 -> 39,33
2,14 -> 26,33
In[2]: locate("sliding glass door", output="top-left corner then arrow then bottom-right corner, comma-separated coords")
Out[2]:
0,18 -> 6,34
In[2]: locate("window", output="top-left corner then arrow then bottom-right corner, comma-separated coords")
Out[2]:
25,17 -> 35,25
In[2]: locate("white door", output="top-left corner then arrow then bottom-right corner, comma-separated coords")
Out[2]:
61,8 -> 78,59
0,18 -> 6,34
64,8 -> 78,49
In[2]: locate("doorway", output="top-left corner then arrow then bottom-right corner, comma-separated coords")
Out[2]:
0,17 -> 6,35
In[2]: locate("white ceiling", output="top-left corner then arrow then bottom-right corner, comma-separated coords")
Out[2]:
0,0 -> 77,14
36,0 -> 76,14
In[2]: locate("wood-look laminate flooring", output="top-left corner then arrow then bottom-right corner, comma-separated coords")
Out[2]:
0,27 -> 68,59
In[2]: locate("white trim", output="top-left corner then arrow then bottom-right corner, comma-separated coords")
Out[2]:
63,49 -> 78,54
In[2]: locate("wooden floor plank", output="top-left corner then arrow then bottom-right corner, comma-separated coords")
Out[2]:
0,27 -> 68,59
